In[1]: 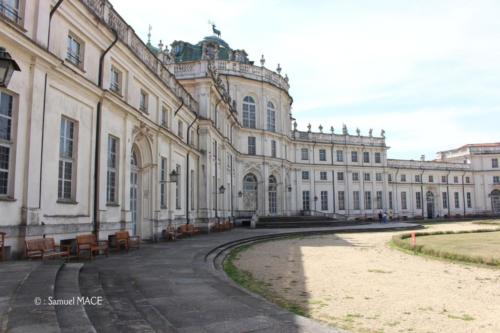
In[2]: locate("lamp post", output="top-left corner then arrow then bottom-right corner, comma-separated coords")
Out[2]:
219,185 -> 225,220
0,47 -> 21,88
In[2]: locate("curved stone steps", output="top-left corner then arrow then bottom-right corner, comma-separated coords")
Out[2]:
5,261 -> 64,333
54,263 -> 96,333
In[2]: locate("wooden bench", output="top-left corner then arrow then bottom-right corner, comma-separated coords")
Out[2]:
178,224 -> 193,237
115,231 -> 140,252
25,238 -> 70,260
162,224 -> 182,241
76,234 -> 108,260
187,224 -> 201,235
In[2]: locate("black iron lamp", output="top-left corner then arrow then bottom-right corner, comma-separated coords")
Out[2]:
169,170 -> 178,183
0,47 -> 21,88
219,185 -> 226,194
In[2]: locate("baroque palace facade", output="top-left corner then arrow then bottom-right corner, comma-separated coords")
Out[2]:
1,0 -> 499,256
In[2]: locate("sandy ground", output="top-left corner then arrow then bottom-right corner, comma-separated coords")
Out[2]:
235,222 -> 500,333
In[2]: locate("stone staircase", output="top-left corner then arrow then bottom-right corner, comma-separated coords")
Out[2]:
1,261 -> 177,333
256,215 -> 366,228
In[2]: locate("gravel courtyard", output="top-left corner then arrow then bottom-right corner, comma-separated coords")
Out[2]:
234,222 -> 500,333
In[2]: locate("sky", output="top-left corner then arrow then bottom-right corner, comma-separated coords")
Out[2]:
112,0 -> 500,160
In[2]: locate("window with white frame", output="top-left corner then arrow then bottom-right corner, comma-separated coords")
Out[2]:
441,175 -> 447,183
376,173 -> 382,182
175,164 -> 181,209
415,175 -> 421,183
336,150 -> 343,162
493,176 -> 500,184
375,152 -> 381,163
352,172 -> 359,181
337,172 -> 344,181
364,172 -> 370,181
351,151 -> 358,162
319,149 -> 326,161
67,33 -> 84,68
442,192 -> 448,209
320,171 -> 327,180
492,158 -> 498,168
428,175 -> 434,183
401,191 -> 407,210
302,191 -> 310,211
364,191 -> 372,209
353,191 -> 360,210
139,89 -> 148,112
58,117 -> 77,201
388,191 -> 393,209
363,152 -> 370,163
416,192 -> 421,209
248,136 -> 256,155
376,191 -> 383,209
271,140 -> 276,158
454,192 -> 460,208
161,106 -> 168,127
242,96 -> 256,128
160,157 -> 167,208
388,174 -> 393,182
177,120 -> 183,139
0,0 -> 22,24
106,135 -> 119,204
400,174 -> 406,182
0,92 -> 14,197
338,191 -> 345,210
465,176 -> 470,183
301,148 -> 309,160
110,66 -> 122,94
466,192 -> 472,208
190,170 -> 195,210
302,171 -> 309,180
267,101 -> 276,132
454,176 -> 459,183
321,191 -> 328,210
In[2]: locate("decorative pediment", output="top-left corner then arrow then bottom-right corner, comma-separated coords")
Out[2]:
132,122 -> 154,142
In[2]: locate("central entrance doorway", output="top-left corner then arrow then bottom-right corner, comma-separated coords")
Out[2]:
491,190 -> 500,215
268,175 -> 277,214
426,191 -> 434,219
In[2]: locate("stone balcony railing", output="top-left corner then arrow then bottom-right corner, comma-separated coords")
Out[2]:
292,130 -> 386,147
169,60 -> 290,92
388,159 -> 470,171
80,0 -> 199,114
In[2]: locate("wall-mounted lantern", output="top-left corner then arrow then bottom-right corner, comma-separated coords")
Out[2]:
0,47 -> 21,88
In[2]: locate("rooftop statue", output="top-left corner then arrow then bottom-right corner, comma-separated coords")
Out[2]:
342,124 -> 348,135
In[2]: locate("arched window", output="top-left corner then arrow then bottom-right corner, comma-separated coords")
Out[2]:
242,96 -> 256,128
267,101 -> 276,132
243,173 -> 257,192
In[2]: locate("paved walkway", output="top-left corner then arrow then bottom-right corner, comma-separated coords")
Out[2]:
0,223 -> 420,333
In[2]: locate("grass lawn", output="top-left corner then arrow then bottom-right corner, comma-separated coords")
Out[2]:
401,231 -> 500,265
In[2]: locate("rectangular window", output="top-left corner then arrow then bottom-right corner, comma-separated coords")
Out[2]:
388,191 -> 393,209
364,172 -> 370,181
336,150 -> 343,162
175,164 -> 181,209
177,120 -> 183,138
442,175 -> 447,183
0,0 -> 22,24
302,171 -> 309,180
465,176 -> 470,184
301,148 -> 309,160
442,192 -> 448,209
58,117 -> 76,201
376,173 -> 382,182
106,136 -> 119,204
248,137 -> 256,155
416,192 -> 421,210
493,158 -> 499,168
364,191 -> 372,209
466,192 -> 472,208
338,191 -> 345,210
161,107 -> 168,127
67,34 -> 83,67
110,66 -> 122,94
319,149 -> 326,161
415,175 -> 421,183
454,176 -> 459,183
454,192 -> 460,208
191,170 -> 195,210
353,191 -> 360,210
428,175 -> 434,183
401,191 -> 407,210
493,176 -> 500,184
139,89 -> 148,112
388,174 -> 393,182
352,172 -> 359,181
271,140 -> 276,158
320,171 -> 327,180
363,152 -> 370,163
400,174 -> 406,182
0,92 -> 13,196
375,152 -> 381,163
351,151 -> 358,162
302,191 -> 310,211
337,172 -> 344,181
376,191 -> 383,209
321,191 -> 328,211
160,157 -> 167,208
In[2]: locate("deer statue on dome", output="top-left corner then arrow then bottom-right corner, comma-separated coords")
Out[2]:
209,21 -> 221,38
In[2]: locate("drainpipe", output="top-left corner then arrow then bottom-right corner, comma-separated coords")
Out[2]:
185,114 -> 199,224
93,30 -> 119,238
174,98 -> 184,116
420,168 -> 425,218
39,0 -> 65,209
462,172 -> 466,217
446,170 -> 451,218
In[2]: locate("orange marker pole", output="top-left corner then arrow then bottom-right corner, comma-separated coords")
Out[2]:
411,232 -> 416,248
